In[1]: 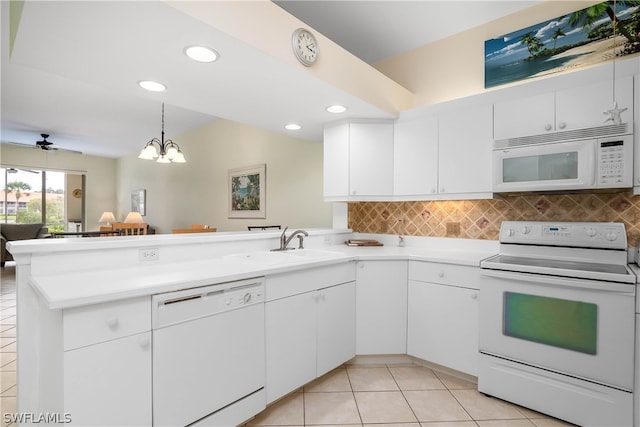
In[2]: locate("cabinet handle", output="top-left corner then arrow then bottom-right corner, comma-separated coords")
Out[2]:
437,271 -> 445,278
138,336 -> 151,349
471,293 -> 478,300
351,190 -> 357,195
430,188 -> 436,194
558,122 -> 566,129
105,318 -> 119,330
544,124 -> 552,131
440,188 -> 445,193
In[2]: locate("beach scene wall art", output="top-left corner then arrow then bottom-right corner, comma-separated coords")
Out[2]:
485,1 -> 640,88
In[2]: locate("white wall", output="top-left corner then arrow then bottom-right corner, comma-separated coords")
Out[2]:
116,119 -> 332,233
0,144 -> 117,230
374,1 -> 602,107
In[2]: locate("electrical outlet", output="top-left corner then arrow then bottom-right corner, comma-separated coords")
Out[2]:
139,248 -> 159,261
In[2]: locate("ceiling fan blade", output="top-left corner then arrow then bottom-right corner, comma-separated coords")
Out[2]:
6,167 -> 38,174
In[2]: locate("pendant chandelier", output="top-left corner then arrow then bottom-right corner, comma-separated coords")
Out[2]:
138,103 -> 186,163
604,0 -> 627,125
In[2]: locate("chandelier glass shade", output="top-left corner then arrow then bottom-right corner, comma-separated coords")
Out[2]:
139,103 -> 186,163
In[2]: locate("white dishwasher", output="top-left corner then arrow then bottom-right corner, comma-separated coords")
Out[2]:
152,277 -> 265,427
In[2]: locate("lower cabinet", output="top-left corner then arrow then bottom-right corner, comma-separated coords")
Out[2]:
265,264 -> 356,404
62,296 -> 152,426
64,332 -> 152,426
356,260 -> 408,355
407,261 -> 480,376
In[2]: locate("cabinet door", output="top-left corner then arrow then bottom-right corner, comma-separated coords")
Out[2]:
265,292 -> 317,404
323,123 -> 350,198
64,332 -> 152,426
635,74 -> 640,190
407,281 -> 479,376
317,282 -> 356,377
494,92 -> 555,140
556,75 -> 633,132
394,115 -> 439,196
356,261 -> 407,355
438,104 -> 493,195
349,123 -> 394,196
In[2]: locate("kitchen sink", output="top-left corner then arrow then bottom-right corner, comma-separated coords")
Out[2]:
226,251 -> 300,266
226,249 -> 344,266
282,249 -> 344,259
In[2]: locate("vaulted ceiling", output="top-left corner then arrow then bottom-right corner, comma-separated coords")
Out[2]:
1,1 -> 540,158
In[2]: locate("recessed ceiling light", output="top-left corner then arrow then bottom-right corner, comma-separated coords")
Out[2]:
285,123 -> 302,130
326,105 -> 347,113
185,46 -> 219,63
138,80 -> 166,92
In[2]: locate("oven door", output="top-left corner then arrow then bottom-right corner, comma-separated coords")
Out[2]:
479,269 -> 635,391
493,139 -> 595,193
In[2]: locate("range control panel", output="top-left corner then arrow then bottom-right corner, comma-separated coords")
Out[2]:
500,221 -> 627,249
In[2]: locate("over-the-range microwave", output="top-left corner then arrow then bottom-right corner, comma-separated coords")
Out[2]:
493,123 -> 633,193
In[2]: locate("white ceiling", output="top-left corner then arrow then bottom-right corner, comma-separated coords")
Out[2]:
1,1 -> 540,159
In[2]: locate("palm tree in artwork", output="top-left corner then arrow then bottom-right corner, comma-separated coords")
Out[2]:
567,1 -> 640,43
551,28 -> 566,50
520,32 -> 544,56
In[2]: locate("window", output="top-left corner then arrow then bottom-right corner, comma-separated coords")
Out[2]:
1,167 -> 75,232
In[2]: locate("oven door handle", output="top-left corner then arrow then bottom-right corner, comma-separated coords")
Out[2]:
480,268 -> 636,295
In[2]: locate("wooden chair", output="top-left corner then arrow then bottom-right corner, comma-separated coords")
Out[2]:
112,222 -> 147,236
247,225 -> 281,231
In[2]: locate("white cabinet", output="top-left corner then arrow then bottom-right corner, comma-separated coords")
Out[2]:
634,73 -> 640,192
356,260 -> 407,355
265,263 -> 356,403
394,114 -> 438,196
494,76 -> 634,140
438,103 -> 493,195
64,332 -> 152,426
407,261 -> 480,376
324,122 -> 394,200
323,124 -> 350,198
317,282 -> 357,376
63,297 -> 152,426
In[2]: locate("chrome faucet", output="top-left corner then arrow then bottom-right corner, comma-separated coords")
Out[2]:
273,227 -> 309,251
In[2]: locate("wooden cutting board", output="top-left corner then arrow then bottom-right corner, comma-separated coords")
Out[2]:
345,239 -> 384,247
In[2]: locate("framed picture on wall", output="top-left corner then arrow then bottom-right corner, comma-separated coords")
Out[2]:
228,164 -> 266,219
131,189 -> 146,216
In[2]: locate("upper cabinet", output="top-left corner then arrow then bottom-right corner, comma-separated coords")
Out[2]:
324,121 -> 394,201
393,102 -> 493,199
438,103 -> 493,196
394,114 -> 438,196
494,75 -> 634,141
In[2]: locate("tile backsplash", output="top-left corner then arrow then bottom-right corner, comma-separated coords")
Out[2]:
348,192 -> 640,247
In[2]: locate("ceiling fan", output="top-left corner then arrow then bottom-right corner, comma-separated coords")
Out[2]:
2,133 -> 82,154
6,167 -> 38,174
35,134 -> 58,150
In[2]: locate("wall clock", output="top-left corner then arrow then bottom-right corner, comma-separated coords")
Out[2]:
72,188 -> 82,199
292,28 -> 318,67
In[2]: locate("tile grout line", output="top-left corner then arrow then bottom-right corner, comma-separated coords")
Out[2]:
343,365 -> 365,427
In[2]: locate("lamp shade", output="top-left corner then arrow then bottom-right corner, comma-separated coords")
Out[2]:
124,212 -> 144,223
98,212 -> 116,225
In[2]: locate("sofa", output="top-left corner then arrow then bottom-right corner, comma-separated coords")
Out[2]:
1,223 -> 49,267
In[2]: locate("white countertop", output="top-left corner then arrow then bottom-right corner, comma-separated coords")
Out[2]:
28,242 -> 496,310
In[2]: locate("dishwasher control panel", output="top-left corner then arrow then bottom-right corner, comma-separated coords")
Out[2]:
152,277 -> 265,329
222,284 -> 264,310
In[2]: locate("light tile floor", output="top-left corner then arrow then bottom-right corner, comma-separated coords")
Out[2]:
247,362 -> 576,427
0,264 -> 575,427
0,264 -> 17,427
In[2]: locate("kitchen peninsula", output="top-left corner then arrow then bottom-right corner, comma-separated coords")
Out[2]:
10,229 -> 497,426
